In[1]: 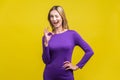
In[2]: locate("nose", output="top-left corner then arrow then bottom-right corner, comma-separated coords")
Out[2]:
53,16 -> 57,21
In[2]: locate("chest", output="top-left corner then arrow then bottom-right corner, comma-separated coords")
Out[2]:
49,35 -> 74,51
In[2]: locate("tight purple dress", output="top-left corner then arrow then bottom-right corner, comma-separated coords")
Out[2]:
42,30 -> 94,80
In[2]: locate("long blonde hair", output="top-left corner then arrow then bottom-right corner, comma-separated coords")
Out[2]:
48,6 -> 69,31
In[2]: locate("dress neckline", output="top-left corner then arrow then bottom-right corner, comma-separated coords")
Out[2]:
53,29 -> 69,35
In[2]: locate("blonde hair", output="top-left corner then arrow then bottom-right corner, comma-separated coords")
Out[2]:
48,6 -> 69,31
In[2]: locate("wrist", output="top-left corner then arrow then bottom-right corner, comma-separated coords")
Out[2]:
44,42 -> 48,47
75,65 -> 79,70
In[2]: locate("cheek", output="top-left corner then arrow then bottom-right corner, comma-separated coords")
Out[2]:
57,17 -> 62,21
50,17 -> 53,21
59,19 -> 63,23
49,20 -> 53,26
50,19 -> 54,23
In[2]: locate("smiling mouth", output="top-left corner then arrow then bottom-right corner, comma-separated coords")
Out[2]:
53,21 -> 59,24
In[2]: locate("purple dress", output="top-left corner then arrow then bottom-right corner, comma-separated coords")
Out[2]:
42,30 -> 94,80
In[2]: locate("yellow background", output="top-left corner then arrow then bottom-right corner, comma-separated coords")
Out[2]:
0,0 -> 120,80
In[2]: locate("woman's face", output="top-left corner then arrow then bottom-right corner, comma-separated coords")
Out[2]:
50,10 -> 62,28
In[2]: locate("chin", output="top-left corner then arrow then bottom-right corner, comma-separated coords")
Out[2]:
53,25 -> 60,28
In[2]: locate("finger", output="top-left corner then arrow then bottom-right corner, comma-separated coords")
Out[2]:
65,67 -> 71,70
47,26 -> 50,30
64,61 -> 70,64
63,63 -> 72,69
44,27 -> 49,33
44,29 -> 47,35
44,28 -> 48,33
63,64 -> 70,68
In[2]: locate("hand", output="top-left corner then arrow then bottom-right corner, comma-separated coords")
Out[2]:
44,27 -> 52,47
63,61 -> 79,71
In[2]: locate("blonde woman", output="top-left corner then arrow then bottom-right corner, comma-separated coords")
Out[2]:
42,5 -> 94,80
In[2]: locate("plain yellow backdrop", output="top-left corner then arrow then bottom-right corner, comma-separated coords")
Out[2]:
0,0 -> 120,80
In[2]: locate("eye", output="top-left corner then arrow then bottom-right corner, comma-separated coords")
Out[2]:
55,15 -> 59,18
50,15 -> 53,18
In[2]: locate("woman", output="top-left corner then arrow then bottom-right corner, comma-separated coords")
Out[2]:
42,5 -> 94,80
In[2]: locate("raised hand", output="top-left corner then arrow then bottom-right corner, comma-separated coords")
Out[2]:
44,27 -> 53,47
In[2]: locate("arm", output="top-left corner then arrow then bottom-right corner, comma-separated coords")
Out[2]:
73,31 -> 94,69
42,36 -> 51,64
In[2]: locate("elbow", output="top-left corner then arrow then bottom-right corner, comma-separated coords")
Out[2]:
91,50 -> 94,56
89,49 -> 94,57
85,49 -> 94,57
42,58 -> 50,65
42,55 -> 50,65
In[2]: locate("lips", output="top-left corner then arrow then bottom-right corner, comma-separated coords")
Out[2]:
53,21 -> 59,24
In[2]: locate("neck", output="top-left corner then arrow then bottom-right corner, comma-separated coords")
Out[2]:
53,26 -> 64,34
